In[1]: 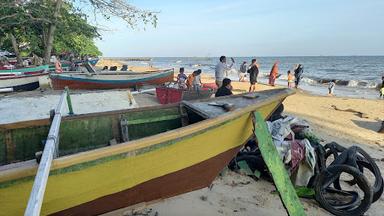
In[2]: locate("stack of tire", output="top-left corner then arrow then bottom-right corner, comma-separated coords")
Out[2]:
313,142 -> 383,216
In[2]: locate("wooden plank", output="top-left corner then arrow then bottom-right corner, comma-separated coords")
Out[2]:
5,130 -> 14,163
253,111 -> 306,216
127,114 -> 180,125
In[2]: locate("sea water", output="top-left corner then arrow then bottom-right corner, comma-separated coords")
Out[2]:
123,56 -> 384,99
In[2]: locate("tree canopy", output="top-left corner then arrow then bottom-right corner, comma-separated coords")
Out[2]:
0,0 -> 158,64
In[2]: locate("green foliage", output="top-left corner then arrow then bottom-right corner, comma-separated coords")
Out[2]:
0,0 -> 158,58
55,34 -> 102,56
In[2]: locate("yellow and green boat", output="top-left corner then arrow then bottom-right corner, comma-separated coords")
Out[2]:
0,88 -> 293,215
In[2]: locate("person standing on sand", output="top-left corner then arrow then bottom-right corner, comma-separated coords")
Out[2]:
192,69 -> 202,91
294,64 -> 304,88
287,70 -> 295,88
328,80 -> 336,96
247,59 -> 259,92
215,56 -> 234,87
176,67 -> 188,89
215,78 -> 233,97
269,61 -> 279,86
239,61 -> 247,82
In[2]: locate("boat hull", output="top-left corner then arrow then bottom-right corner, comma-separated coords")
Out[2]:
0,89 -> 292,215
54,145 -> 242,216
0,65 -> 49,76
0,73 -> 48,91
50,69 -> 174,90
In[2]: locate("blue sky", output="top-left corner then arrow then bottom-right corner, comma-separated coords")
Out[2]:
95,0 -> 384,57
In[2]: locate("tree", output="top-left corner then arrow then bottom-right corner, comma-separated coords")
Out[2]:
0,0 -> 158,64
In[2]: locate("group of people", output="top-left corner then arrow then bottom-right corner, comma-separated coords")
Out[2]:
175,61 -> 234,98
214,56 -> 306,93
176,67 -> 202,91
175,56 -> 384,99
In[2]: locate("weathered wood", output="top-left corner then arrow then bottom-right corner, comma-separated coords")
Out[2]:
253,111 -> 306,216
127,114 -> 180,125
179,104 -> 189,127
120,118 -> 129,142
378,121 -> 384,133
5,131 -> 14,163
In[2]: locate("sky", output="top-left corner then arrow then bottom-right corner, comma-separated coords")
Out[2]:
95,0 -> 384,57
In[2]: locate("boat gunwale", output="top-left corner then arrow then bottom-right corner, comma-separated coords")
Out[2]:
0,72 -> 49,80
0,65 -> 49,73
0,89 -> 294,182
49,68 -> 174,82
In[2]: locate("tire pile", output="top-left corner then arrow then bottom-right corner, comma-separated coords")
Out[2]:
313,142 -> 383,216
229,124 -> 383,216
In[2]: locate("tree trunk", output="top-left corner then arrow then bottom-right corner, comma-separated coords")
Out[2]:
43,0 -> 63,64
8,33 -> 23,65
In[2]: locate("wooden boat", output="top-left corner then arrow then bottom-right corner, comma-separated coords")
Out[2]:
0,72 -> 49,91
0,65 -> 49,76
0,88 -> 293,215
50,69 -> 175,90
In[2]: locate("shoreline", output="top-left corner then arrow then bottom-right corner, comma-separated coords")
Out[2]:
96,57 -> 382,99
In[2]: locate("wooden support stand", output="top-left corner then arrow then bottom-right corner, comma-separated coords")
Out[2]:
253,111 -> 306,216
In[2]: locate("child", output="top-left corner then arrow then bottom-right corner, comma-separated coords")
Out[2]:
287,70 -> 294,88
176,67 -> 188,89
186,73 -> 194,90
328,80 -> 336,96
192,69 -> 202,91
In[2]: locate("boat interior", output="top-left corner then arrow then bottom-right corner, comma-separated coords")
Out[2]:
0,89 -> 287,167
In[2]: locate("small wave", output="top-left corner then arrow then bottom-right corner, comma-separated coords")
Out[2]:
300,77 -> 380,89
301,77 -> 318,85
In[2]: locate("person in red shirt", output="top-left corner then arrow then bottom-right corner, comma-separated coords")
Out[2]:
269,61 -> 279,86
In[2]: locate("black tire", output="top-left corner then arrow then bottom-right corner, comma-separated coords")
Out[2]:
315,164 -> 373,216
333,147 -> 383,203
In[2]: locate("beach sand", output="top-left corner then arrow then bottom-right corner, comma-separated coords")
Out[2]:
101,65 -> 384,216
2,61 -> 383,215
96,58 -> 159,72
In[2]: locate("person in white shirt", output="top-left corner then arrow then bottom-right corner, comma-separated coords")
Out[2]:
192,69 -> 202,91
215,56 -> 234,87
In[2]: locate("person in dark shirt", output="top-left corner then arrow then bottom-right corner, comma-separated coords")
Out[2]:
294,64 -> 304,88
215,78 -> 233,97
247,58 -> 259,92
